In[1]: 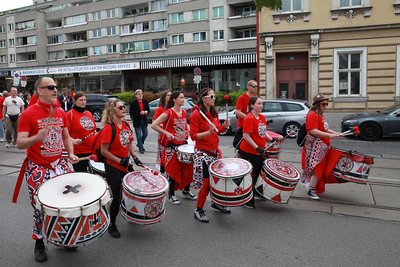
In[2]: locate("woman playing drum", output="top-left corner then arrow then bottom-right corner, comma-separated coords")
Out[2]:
66,91 -> 97,172
190,88 -> 231,223
152,90 -> 171,174
151,91 -> 196,204
301,94 -> 340,200
101,99 -> 143,238
237,96 -> 276,208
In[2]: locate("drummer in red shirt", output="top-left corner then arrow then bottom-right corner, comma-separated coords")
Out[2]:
190,88 -> 231,223
66,91 -> 97,172
16,77 -> 79,262
151,90 -> 196,204
235,80 -> 258,129
238,96 -> 276,208
101,99 -> 143,238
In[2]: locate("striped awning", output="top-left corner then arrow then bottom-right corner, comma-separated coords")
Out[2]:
141,52 -> 256,69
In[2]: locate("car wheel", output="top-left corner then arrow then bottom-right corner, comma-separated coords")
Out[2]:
360,122 -> 381,141
283,122 -> 300,137
92,110 -> 102,122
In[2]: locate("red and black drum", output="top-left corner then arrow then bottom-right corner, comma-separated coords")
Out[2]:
265,131 -> 283,159
35,173 -> 111,247
329,147 -> 374,184
121,171 -> 169,225
209,158 -> 253,207
256,159 -> 300,204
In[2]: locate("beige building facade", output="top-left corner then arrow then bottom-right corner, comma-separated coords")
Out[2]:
258,0 -> 400,111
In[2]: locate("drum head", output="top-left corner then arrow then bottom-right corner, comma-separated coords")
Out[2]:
178,144 -> 194,153
37,173 -> 108,209
209,158 -> 252,178
263,159 -> 300,181
89,160 -> 105,172
123,171 -> 168,196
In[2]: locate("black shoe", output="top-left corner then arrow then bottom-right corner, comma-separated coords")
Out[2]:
108,225 -> 121,238
194,209 -> 209,223
244,201 -> 255,209
65,246 -> 78,252
34,239 -> 47,262
211,202 -> 231,214
139,150 -> 145,154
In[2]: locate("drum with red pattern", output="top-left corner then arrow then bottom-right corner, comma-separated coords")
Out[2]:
209,158 -> 253,207
256,159 -> 300,204
121,171 -> 169,225
265,131 -> 283,159
330,147 -> 374,184
36,173 -> 111,247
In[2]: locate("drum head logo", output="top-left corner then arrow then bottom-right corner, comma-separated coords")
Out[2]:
144,200 -> 163,218
258,123 -> 267,138
80,116 -> 95,131
120,130 -> 131,147
338,157 -> 354,172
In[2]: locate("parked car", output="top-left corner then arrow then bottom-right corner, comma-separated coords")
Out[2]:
85,94 -> 112,122
148,97 -> 195,122
341,103 -> 400,141
218,99 -> 310,136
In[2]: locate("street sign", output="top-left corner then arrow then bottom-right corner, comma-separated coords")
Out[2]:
193,75 -> 201,84
193,67 -> 201,76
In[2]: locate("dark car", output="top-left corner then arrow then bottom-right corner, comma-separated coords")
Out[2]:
341,103 -> 400,141
148,97 -> 195,122
85,94 -> 111,122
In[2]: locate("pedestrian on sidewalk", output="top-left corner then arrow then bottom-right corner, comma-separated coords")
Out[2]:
190,88 -> 231,223
151,90 -> 196,205
0,90 -> 6,142
301,94 -> 340,200
129,89 -> 150,154
3,87 -> 25,147
16,77 -> 79,262
58,88 -> 73,112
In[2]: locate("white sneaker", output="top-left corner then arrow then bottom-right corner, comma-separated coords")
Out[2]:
5,143 -> 10,148
0,139 -> 4,143
182,190 -> 197,200
168,196 -> 180,205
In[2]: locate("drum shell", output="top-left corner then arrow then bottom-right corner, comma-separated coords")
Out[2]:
266,131 -> 282,159
209,158 -> 253,207
88,160 -> 106,178
121,171 -> 169,225
256,159 -> 300,204
177,144 -> 195,164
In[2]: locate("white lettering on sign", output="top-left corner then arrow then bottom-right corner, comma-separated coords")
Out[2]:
221,57 -> 236,64
183,59 -> 198,65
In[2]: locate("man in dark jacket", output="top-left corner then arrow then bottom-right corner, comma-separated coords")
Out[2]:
58,88 -> 73,111
129,89 -> 150,153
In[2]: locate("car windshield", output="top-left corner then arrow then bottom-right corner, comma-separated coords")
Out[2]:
380,103 -> 400,114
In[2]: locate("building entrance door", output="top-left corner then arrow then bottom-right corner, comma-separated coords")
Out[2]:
276,53 -> 308,100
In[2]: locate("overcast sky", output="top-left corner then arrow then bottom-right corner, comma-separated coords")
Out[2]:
0,0 -> 33,12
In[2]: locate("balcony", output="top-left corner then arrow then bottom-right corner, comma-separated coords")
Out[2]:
65,48 -> 88,59
122,4 -> 149,18
64,31 -> 87,43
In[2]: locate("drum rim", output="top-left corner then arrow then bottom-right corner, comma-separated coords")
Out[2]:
177,144 -> 195,153
122,171 -> 169,196
263,159 -> 300,181
209,158 -> 253,178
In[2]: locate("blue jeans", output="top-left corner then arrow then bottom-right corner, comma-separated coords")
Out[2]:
0,120 -> 4,139
134,120 -> 148,151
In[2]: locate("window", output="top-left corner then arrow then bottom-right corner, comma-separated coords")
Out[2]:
121,23 -> 149,34
235,6 -> 256,16
0,25 -> 4,33
93,46 -> 102,55
340,0 -> 362,7
171,0 -> 183,3
27,53 -> 36,61
152,19 -> 167,31
152,38 -> 167,49
171,34 -> 184,44
397,45 -> 400,99
333,47 -> 367,97
9,39 -> 14,47
282,0 -> 302,12
48,35 -> 63,44
121,41 -> 150,53
15,20 -> 35,31
9,54 -> 15,63
48,51 -> 63,60
107,44 -> 117,54
107,26 -> 117,36
171,12 -> 184,24
0,55 -> 6,63
92,11 -> 101,21
64,14 -> 86,26
92,29 -> 102,38
285,103 -> 304,111
213,30 -> 224,41
8,23 -> 14,32
16,36 -> 36,46
152,0 -> 167,11
193,9 -> 207,21
193,32 -> 206,42
263,102 -> 283,112
235,29 -> 256,39
106,9 -> 116,18
0,40 -> 6,48
213,6 -> 224,18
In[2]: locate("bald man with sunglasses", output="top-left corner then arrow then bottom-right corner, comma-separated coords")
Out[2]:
235,80 -> 258,129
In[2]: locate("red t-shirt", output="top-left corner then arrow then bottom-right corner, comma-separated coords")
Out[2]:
101,122 -> 134,172
66,109 -> 97,154
138,100 -> 144,112
18,100 -> 67,167
0,96 -> 4,120
163,109 -> 188,146
240,112 -> 268,155
306,111 -> 330,145
154,106 -> 165,143
235,93 -> 256,128
190,109 -> 225,151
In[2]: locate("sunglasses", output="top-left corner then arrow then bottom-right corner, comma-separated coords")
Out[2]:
40,85 -> 57,91
117,106 -> 126,110
321,103 -> 328,107
203,95 -> 215,99
250,84 -> 258,88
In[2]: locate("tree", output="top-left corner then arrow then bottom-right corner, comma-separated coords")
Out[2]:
254,0 -> 282,11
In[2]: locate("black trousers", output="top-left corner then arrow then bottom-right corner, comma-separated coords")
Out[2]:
72,153 -> 91,172
238,150 -> 264,203
105,163 -> 127,226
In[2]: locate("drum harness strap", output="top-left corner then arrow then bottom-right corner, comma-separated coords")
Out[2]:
12,158 -> 29,203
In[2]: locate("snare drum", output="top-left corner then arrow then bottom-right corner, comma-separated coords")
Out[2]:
209,158 -> 253,207
330,147 -> 374,184
35,173 -> 111,247
121,171 -> 169,225
177,144 -> 195,164
88,160 -> 105,178
256,159 -> 300,204
266,131 -> 283,159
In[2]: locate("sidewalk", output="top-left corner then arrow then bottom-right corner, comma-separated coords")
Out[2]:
1,138 -> 400,222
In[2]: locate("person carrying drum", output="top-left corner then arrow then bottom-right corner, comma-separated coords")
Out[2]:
16,77 -> 79,262
66,91 -> 97,172
189,88 -> 231,223
301,94 -> 340,200
237,96 -> 276,209
151,90 -> 196,204
153,90 -> 171,174
100,99 -> 143,238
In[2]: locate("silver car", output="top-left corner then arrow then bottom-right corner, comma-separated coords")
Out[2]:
218,99 -> 310,136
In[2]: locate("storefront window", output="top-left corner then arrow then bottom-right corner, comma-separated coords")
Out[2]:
80,75 -> 122,93
144,75 -> 169,93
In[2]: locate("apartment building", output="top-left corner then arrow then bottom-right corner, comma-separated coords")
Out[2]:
0,0 -> 257,94
258,0 -> 400,111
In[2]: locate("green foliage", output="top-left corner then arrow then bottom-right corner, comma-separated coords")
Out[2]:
254,0 -> 282,10
215,90 -> 246,106
116,91 -> 135,104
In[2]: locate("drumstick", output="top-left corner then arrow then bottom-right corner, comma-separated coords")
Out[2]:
73,154 -> 97,162
193,105 -> 219,133
265,132 -> 293,150
81,130 -> 98,142
224,95 -> 230,121
133,160 -> 159,176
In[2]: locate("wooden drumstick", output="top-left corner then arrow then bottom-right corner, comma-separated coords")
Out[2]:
193,105 -> 219,133
138,163 -> 159,176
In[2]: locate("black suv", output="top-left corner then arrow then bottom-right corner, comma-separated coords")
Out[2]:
86,94 -> 110,122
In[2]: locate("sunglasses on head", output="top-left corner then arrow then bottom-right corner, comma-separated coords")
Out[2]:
117,105 -> 126,110
203,95 -> 215,99
250,84 -> 258,88
40,85 -> 57,91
